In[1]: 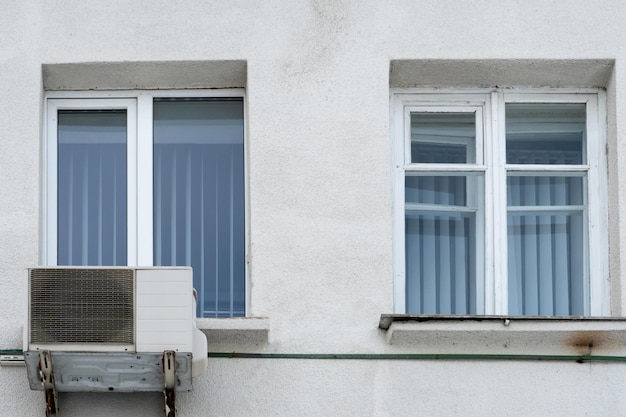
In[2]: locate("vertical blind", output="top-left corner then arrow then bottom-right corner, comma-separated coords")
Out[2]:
153,99 -> 245,317
506,103 -> 587,316
405,174 -> 481,314
405,112 -> 481,314
405,104 -> 588,316
57,110 -> 127,266
507,176 -> 585,315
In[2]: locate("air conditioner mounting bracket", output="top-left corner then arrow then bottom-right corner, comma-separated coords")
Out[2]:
163,350 -> 176,417
39,350 -> 59,417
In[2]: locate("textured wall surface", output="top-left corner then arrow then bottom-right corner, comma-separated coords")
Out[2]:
2,1 -> 626,416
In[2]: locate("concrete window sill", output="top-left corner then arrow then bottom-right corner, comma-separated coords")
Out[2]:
379,314 -> 626,356
196,317 -> 269,347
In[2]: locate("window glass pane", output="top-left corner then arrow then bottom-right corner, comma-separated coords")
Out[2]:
153,98 -> 245,318
406,175 -> 467,206
410,113 -> 476,164
506,103 -> 586,165
405,174 -> 484,314
57,110 -> 127,266
507,175 -> 584,206
507,175 -> 586,316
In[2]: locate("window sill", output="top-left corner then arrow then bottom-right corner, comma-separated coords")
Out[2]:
379,314 -> 626,356
196,317 -> 269,347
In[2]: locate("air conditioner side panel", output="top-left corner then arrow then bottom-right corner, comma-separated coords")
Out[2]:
136,268 -> 193,352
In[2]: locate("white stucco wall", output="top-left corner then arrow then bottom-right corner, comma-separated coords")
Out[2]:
2,1 -> 626,416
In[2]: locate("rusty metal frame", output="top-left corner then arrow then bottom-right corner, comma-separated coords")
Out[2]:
163,350 -> 177,417
38,350 -> 59,417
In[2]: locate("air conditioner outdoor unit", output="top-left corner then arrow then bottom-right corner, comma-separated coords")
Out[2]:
24,266 -> 208,416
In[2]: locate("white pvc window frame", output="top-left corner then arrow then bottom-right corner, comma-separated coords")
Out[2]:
44,98 -> 138,265
405,105 -> 482,165
43,89 -> 250,315
391,88 -> 608,316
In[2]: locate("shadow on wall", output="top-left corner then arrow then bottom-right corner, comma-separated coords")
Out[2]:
54,392 -> 163,417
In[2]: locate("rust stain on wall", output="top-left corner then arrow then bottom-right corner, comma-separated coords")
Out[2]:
566,331 -> 610,356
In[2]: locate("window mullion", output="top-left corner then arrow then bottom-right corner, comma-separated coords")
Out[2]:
136,94 -> 153,266
125,99 -> 139,266
491,91 -> 508,315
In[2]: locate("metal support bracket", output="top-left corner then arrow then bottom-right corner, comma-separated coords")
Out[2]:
163,350 -> 176,417
39,350 -> 59,417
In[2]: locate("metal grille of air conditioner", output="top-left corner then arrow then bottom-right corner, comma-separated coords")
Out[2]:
30,268 -> 134,344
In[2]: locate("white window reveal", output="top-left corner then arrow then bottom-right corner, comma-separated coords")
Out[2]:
391,90 -> 608,316
45,91 -> 246,318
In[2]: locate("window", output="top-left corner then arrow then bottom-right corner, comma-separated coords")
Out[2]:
44,91 -> 246,318
391,90 -> 608,316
